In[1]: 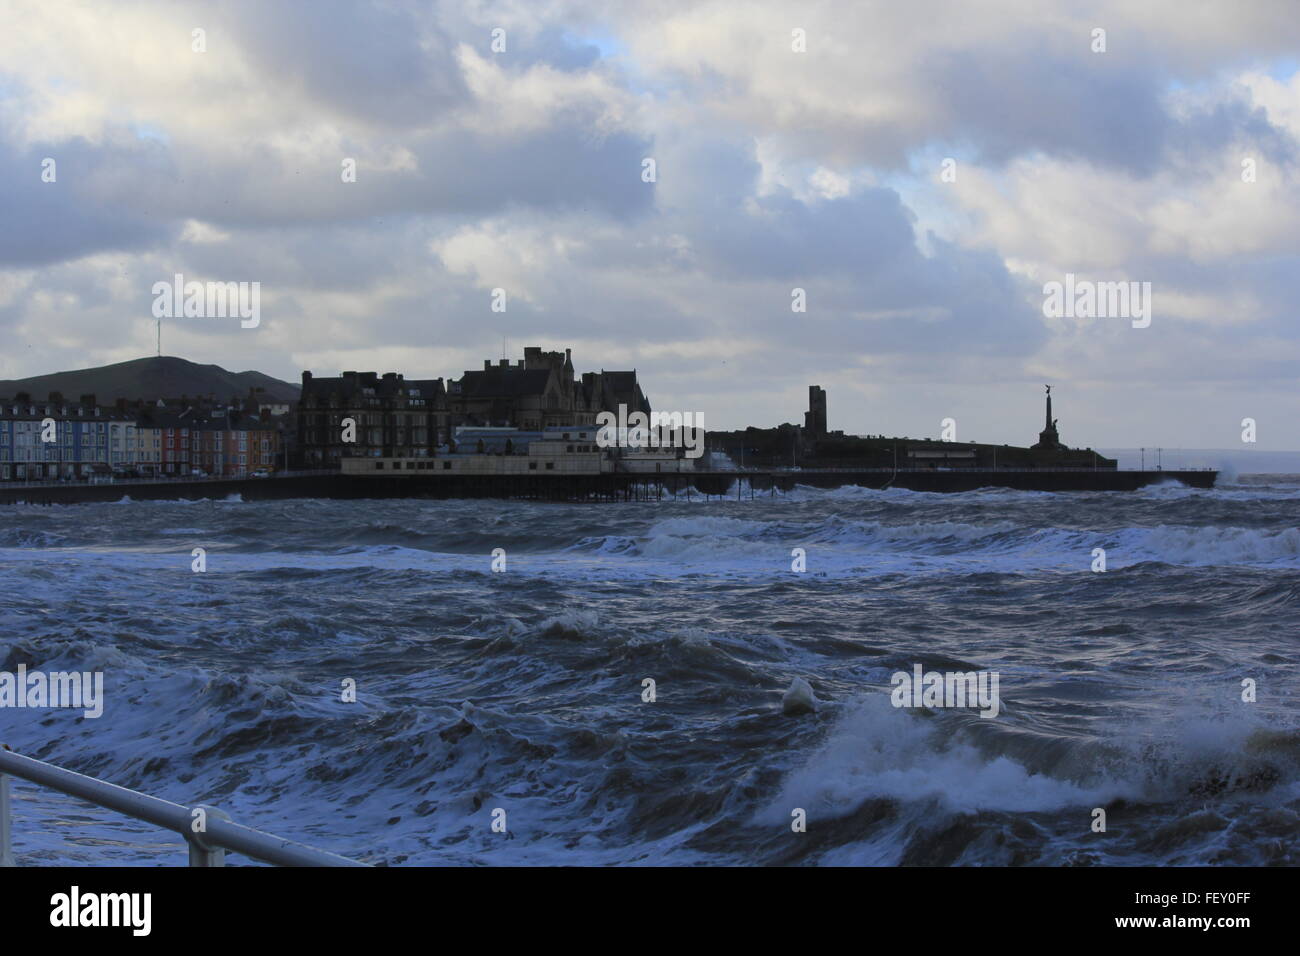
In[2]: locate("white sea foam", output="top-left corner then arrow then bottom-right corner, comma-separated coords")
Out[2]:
758,696 -> 1133,823
4,517 -> 1296,582
761,693 -> 1296,829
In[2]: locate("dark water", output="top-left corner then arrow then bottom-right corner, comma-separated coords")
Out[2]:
1,476 -> 1298,865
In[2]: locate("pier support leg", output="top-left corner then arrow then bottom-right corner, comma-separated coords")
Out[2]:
0,768 -> 15,867
186,805 -> 232,867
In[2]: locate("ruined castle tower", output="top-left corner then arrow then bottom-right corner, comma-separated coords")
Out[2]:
805,385 -> 827,438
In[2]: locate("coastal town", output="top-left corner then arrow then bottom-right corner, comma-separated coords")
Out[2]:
0,347 -> 660,482
0,347 -> 1217,499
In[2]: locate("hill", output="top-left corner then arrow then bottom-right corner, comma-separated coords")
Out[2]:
0,356 -> 299,405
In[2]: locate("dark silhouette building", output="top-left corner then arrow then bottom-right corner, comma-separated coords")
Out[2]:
296,347 -> 650,467
297,371 -> 447,467
805,385 -> 828,437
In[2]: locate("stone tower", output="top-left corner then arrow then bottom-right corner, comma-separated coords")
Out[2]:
805,386 -> 827,437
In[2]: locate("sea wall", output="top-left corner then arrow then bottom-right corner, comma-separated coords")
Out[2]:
0,468 -> 1217,506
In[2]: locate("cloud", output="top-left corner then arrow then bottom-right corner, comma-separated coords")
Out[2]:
0,0 -> 1298,446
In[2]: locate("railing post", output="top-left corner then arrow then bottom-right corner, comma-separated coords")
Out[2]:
186,805 -> 232,867
0,769 -> 14,867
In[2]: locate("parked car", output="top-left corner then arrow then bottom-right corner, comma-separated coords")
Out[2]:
191,468 -> 208,478
250,469 -> 270,478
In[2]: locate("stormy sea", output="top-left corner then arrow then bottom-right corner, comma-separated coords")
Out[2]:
2,475 -> 1298,866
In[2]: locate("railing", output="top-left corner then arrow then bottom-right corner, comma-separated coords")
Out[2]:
0,746 -> 369,867
0,469 -> 338,490
761,466 -> 1219,474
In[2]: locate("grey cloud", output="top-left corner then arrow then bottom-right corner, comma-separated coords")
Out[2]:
0,133 -> 175,267
222,0 -> 468,126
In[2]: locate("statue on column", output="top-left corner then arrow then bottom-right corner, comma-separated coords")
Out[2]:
1033,385 -> 1062,451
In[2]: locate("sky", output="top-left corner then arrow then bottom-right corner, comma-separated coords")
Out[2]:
1,0 -> 1298,450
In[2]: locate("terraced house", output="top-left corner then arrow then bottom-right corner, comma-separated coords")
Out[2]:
0,393 -> 136,480
182,416 -> 281,477
0,393 -> 282,480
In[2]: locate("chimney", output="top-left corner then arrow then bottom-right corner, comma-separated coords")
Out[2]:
498,359 -> 509,368
484,360 -> 491,370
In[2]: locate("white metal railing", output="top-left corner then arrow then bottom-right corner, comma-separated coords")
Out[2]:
0,469 -> 337,490
0,746 -> 368,867
762,466 -> 1218,474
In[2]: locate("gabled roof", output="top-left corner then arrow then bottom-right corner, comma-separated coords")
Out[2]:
456,367 -> 554,399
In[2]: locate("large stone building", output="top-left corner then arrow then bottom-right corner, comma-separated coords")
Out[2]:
297,347 -> 650,467
447,348 -> 650,431
296,371 -> 448,467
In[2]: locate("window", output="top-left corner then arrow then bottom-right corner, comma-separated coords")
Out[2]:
529,461 -> 537,470
442,461 -> 452,470
545,462 -> 554,470
375,461 -> 384,469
